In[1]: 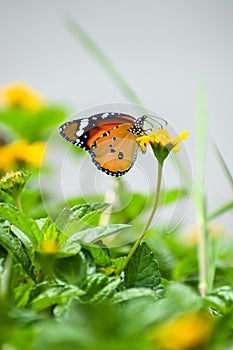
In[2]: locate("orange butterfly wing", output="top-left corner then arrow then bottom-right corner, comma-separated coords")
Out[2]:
90,123 -> 138,176
59,113 -> 136,151
59,112 -> 146,176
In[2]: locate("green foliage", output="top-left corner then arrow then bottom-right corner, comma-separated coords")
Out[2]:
125,241 -> 161,289
55,202 -> 110,235
0,26 -> 232,349
0,176 -> 231,349
110,181 -> 188,225
0,106 -> 66,142
0,203 -> 41,246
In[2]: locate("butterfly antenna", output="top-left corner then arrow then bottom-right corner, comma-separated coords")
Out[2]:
143,114 -> 168,128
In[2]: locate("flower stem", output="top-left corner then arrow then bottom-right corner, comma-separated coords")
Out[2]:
119,163 -> 163,274
15,195 -> 22,211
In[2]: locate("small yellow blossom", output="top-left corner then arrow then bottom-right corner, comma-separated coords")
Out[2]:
0,140 -> 45,172
137,128 -> 188,165
154,128 -> 188,153
0,170 -> 30,200
148,312 -> 213,350
137,128 -> 188,153
136,134 -> 151,153
0,81 -> 44,111
40,239 -> 59,254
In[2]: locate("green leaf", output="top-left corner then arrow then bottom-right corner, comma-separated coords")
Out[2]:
82,244 -> 111,267
0,203 -> 40,246
0,227 -> 35,279
215,267 -> 233,288
57,240 -> 82,258
81,273 -> 109,301
12,278 -> 35,308
67,224 -> 130,244
54,251 -> 88,286
40,217 -> 67,246
55,202 -> 109,236
111,288 -> 159,304
111,257 -> 126,276
146,233 -> 177,279
0,189 -> 14,205
29,285 -> 85,311
205,286 -> 233,314
10,225 -> 34,257
90,277 -> 122,303
125,241 -> 161,289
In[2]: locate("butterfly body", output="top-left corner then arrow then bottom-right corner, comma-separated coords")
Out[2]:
59,112 -> 147,176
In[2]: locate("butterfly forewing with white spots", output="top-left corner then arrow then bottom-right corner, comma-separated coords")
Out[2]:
59,112 -> 147,176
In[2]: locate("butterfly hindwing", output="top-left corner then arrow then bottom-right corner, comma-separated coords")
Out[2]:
90,123 -> 138,176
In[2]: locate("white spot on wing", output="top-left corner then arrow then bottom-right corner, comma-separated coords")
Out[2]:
76,129 -> 84,137
101,112 -> 109,119
80,119 -> 89,128
75,119 -> 89,137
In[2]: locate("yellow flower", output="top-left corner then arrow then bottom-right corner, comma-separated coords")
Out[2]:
0,140 -> 45,172
0,81 -> 44,111
136,134 -> 151,153
154,128 -> 188,153
148,312 -> 213,350
137,128 -> 188,153
137,128 -> 188,165
40,239 -> 59,254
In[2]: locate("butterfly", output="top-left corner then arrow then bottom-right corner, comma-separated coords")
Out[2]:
59,112 -> 148,177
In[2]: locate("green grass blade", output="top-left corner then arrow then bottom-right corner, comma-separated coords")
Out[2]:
194,81 -> 213,296
213,143 -> 233,191
195,81 -> 208,221
207,200 -> 233,221
62,13 -> 143,105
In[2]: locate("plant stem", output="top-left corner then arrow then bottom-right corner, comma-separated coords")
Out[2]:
63,13 -> 143,106
119,163 -> 163,273
198,221 -> 208,297
15,195 -> 22,211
